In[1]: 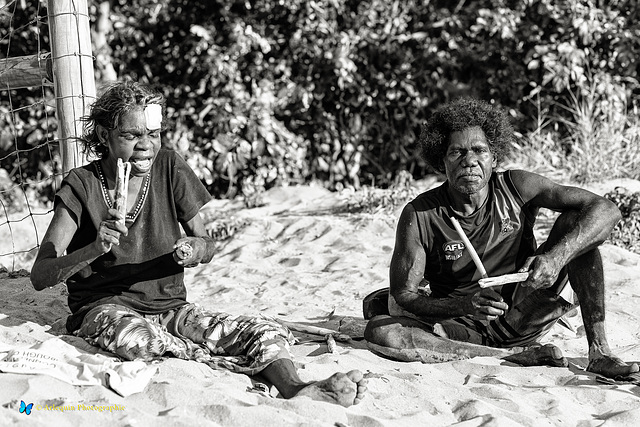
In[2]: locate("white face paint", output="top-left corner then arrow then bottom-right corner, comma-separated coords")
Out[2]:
144,104 -> 162,130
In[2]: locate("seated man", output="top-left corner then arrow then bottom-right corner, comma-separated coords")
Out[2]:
364,97 -> 638,379
30,79 -> 366,406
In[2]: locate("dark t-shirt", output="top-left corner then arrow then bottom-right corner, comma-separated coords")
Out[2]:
409,171 -> 538,298
56,149 -> 211,331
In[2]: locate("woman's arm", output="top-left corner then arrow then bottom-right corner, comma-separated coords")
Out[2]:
173,212 -> 216,267
30,203 -> 125,290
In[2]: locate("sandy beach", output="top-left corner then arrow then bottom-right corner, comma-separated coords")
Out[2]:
1,177 -> 639,426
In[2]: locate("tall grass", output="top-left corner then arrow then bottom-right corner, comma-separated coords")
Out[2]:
509,76 -> 640,184
507,76 -> 640,254
507,96 -> 567,181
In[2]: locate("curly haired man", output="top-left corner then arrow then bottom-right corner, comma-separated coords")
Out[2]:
364,97 -> 638,379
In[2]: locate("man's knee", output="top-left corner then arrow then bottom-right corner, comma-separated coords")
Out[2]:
552,210 -> 581,230
568,246 -> 603,268
545,210 -> 582,248
544,210 -> 606,266
364,315 -> 392,344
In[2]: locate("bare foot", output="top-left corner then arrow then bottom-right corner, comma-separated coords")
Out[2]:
294,370 -> 367,407
503,344 -> 568,368
587,355 -> 639,379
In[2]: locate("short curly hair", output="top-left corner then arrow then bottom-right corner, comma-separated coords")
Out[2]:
79,80 -> 166,159
420,97 -> 514,173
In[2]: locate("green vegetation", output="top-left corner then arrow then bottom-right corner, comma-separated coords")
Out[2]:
604,187 -> 640,255
509,78 -> 640,184
2,0 -> 639,203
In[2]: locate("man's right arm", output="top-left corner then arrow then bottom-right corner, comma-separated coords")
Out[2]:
390,204 -> 471,319
390,204 -> 508,321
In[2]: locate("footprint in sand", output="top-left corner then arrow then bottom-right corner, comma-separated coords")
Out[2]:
279,257 -> 301,267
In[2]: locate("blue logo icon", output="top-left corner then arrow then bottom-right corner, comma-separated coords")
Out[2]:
19,400 -> 33,415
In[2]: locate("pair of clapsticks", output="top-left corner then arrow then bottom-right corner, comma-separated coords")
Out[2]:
450,217 -> 529,288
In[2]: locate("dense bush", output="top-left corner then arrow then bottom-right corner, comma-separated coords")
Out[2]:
604,187 -> 640,254
2,0 -> 640,203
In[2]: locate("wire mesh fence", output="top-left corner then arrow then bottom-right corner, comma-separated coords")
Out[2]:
0,0 -> 57,272
1,0 -> 94,273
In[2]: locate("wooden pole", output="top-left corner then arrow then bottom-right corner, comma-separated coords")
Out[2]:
47,0 -> 96,173
0,54 -> 54,89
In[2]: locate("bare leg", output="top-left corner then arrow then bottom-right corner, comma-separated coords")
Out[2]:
259,359 -> 367,407
547,211 -> 639,378
364,315 -> 566,367
567,248 -> 639,378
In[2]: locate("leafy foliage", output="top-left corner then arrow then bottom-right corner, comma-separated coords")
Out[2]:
604,187 -> 640,254
333,170 -> 420,216
2,0 -> 640,205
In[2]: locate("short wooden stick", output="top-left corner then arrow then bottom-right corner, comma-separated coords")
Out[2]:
276,319 -> 352,342
478,272 -> 530,288
113,158 -> 130,225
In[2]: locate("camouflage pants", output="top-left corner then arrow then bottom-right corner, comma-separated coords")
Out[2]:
74,303 -> 295,375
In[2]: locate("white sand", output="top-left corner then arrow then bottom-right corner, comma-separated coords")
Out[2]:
1,179 -> 639,426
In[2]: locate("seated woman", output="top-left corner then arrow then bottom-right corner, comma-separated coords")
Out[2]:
30,80 -> 366,407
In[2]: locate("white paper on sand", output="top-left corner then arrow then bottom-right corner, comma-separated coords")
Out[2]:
0,337 -> 157,397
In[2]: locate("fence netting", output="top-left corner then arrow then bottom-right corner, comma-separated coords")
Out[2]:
1,0 -> 59,273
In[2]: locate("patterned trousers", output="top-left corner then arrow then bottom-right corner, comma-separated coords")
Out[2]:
74,303 -> 295,375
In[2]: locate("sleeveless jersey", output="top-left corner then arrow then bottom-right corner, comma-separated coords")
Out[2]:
410,171 -> 538,298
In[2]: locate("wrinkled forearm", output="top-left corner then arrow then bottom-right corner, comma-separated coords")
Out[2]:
200,236 -> 216,264
174,235 -> 216,266
546,199 -> 621,266
30,244 -> 103,290
392,288 -> 471,320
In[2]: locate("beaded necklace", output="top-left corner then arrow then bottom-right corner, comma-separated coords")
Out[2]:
95,161 -> 150,222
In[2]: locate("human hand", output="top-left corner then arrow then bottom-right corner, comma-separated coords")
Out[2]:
464,288 -> 509,321
95,208 -> 128,254
518,255 -> 562,290
173,237 -> 208,267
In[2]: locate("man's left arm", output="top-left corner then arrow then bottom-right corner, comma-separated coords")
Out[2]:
511,170 -> 621,288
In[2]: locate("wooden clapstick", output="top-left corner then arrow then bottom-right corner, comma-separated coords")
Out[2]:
113,158 -> 131,225
275,319 -> 352,342
450,217 -> 488,279
478,272 -> 529,288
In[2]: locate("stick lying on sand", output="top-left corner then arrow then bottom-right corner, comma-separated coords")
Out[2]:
478,272 -> 530,288
326,334 -> 338,353
113,158 -> 131,226
276,319 -> 352,342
